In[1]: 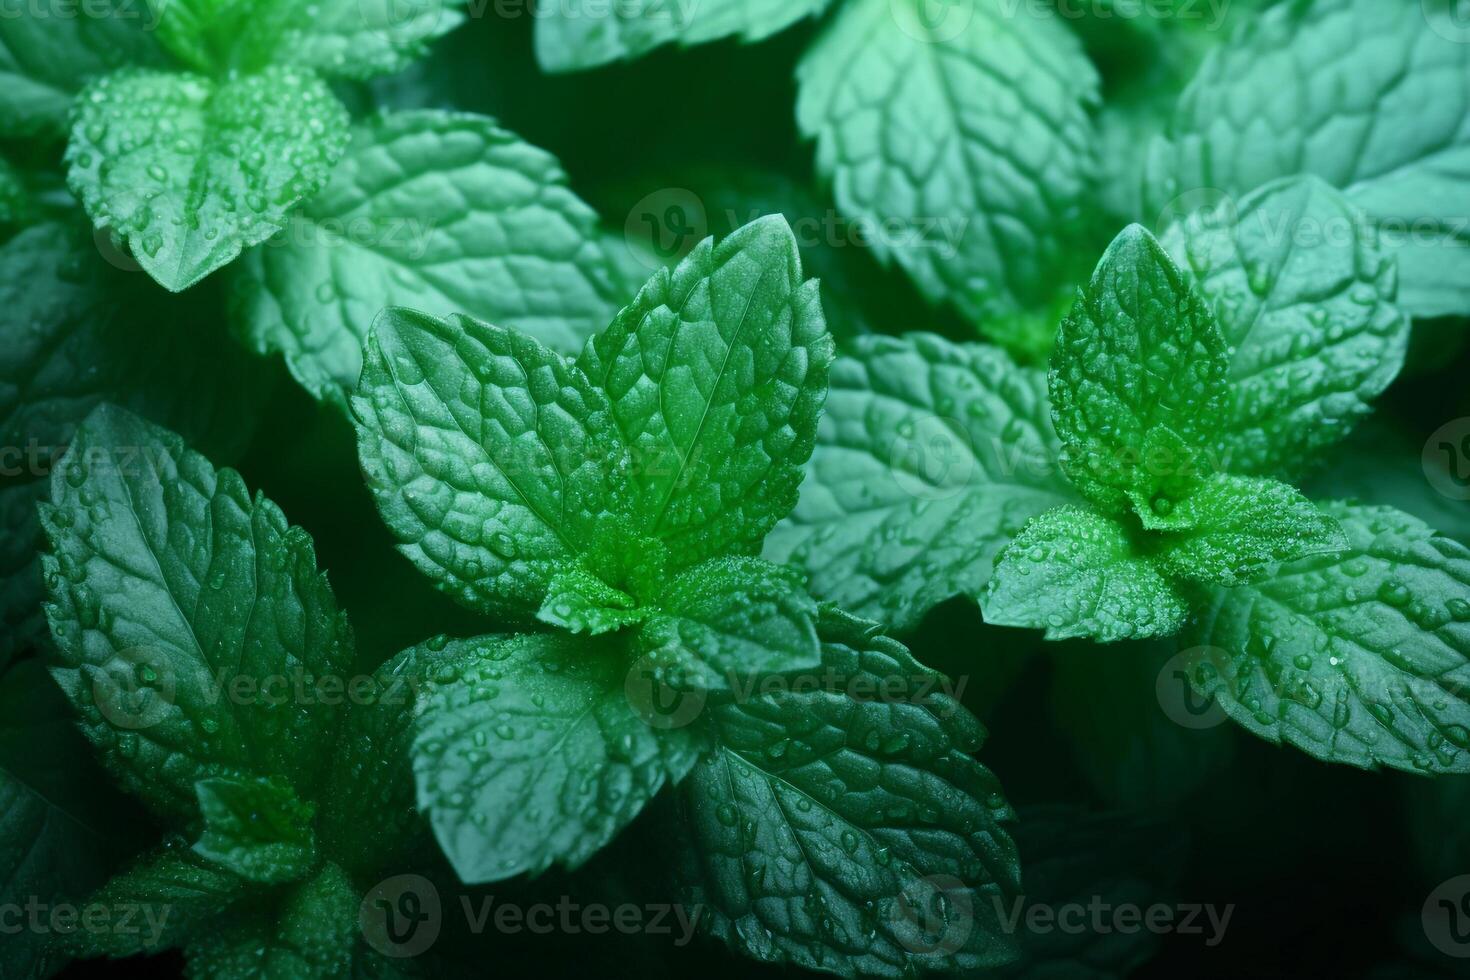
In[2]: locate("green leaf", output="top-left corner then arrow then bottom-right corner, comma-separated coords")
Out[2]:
535,0 -> 831,72
66,67 -> 350,292
353,308 -> 631,620
1147,0 -> 1470,318
1152,473 -> 1348,585
232,111 -> 633,403
0,223 -> 269,663
40,406 -> 356,823
639,557 -> 821,687
184,862 -> 358,980
796,0 -> 1099,333
1051,224 -> 1230,513
412,633 -> 704,883
1158,176 -> 1409,478
983,506 -> 1188,643
193,776 -> 318,885
578,215 -> 833,569
765,332 -> 1077,632
316,645 -> 439,879
1183,502 -> 1470,774
538,566 -> 646,636
61,838 -> 245,959
151,0 -> 464,79
0,0 -> 164,138
660,607 -> 1021,976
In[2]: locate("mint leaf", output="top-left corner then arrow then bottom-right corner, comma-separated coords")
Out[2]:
233,111 -> 632,403
40,405 -> 357,822
536,0 -> 831,72
1159,176 -> 1409,478
983,506 -> 1187,643
61,839 -> 245,958
578,215 -> 833,568
639,557 -> 820,686
796,0 -> 1099,333
151,0 -> 463,78
0,223 -> 269,663
315,646 -> 438,879
539,566 -> 646,636
185,862 -> 357,979
67,67 -> 350,292
0,1 -> 163,138
1184,502 -> 1470,774
354,308 -> 630,620
1152,473 -> 1347,585
1148,0 -> 1470,318
193,776 -> 318,885
1051,224 -> 1230,513
412,633 -> 704,882
765,332 -> 1077,632
660,607 -> 1021,976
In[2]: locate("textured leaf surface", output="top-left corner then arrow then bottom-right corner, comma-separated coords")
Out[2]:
640,557 -> 820,686
354,309 -> 630,620
63,838 -> 244,958
0,223 -> 268,663
0,1 -> 163,137
41,406 -> 356,823
662,608 -> 1021,976
766,333 -> 1074,632
412,633 -> 703,882
152,0 -> 464,78
193,776 -> 318,885
66,67 -> 350,291
796,0 -> 1099,328
538,565 -> 646,636
1051,225 -> 1229,513
233,111 -> 632,402
536,0 -> 831,72
1147,0 -> 1470,318
184,862 -> 357,980
984,506 -> 1187,643
1153,473 -> 1347,585
1159,176 -> 1409,478
1184,502 -> 1470,773
578,216 -> 832,569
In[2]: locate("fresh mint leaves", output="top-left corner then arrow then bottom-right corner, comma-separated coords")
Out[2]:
38,405 -> 432,975
355,216 -> 1021,974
